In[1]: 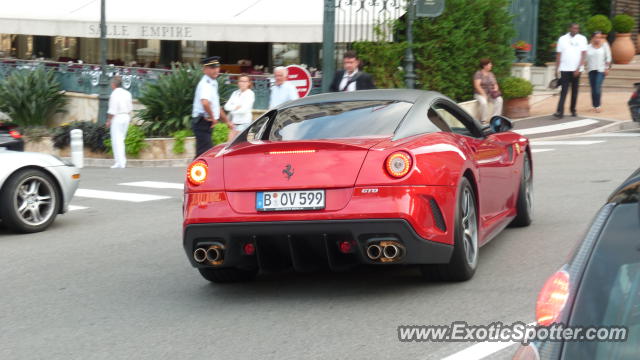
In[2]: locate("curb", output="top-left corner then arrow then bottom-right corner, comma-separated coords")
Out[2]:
63,157 -> 191,168
531,120 -> 639,141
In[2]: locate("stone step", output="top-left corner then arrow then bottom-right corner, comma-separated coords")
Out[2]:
579,84 -> 636,93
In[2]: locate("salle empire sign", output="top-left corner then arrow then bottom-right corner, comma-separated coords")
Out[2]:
87,24 -> 193,39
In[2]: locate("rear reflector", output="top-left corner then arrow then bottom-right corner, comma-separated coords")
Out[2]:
243,243 -> 256,255
339,240 -> 353,254
536,269 -> 570,326
267,150 -> 317,155
9,130 -> 21,139
187,161 -> 208,186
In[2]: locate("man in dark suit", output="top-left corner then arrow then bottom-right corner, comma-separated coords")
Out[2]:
329,51 -> 376,92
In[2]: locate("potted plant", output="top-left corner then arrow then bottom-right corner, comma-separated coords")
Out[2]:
500,77 -> 534,118
611,14 -> 637,64
512,41 -> 532,62
585,15 -> 612,39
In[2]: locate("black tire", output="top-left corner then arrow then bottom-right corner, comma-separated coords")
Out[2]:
421,177 -> 478,282
0,168 -> 60,233
510,152 -> 533,227
198,267 -> 258,283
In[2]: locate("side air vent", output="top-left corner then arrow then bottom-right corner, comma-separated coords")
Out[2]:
429,198 -> 447,232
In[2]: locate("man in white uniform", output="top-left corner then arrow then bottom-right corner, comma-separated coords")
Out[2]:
192,56 -> 227,157
269,67 -> 299,108
554,23 -> 588,119
106,76 -> 133,168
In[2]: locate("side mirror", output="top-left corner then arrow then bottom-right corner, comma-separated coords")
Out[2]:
489,115 -> 513,133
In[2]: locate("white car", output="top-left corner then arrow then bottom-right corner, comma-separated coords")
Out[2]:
0,149 -> 80,233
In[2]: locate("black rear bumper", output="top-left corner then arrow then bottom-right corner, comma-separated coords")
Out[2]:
183,219 -> 453,272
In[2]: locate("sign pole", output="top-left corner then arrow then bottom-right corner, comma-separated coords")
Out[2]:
321,0 -> 336,93
404,0 -> 416,89
97,0 -> 109,125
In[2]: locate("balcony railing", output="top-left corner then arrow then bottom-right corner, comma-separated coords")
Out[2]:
0,59 -> 323,110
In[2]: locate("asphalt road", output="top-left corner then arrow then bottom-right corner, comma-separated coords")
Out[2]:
1,129 -> 639,360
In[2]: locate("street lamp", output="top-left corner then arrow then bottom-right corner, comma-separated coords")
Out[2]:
404,0 -> 416,89
97,0 -> 109,125
321,0 -> 336,93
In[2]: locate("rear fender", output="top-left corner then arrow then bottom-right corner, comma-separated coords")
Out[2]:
355,132 -> 470,187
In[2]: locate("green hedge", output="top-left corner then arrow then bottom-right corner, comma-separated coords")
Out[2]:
354,0 -> 514,102
536,0 -> 592,64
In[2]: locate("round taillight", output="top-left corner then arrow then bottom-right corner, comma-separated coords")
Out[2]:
9,130 -> 22,139
536,270 -> 570,326
385,152 -> 413,178
187,161 -> 208,186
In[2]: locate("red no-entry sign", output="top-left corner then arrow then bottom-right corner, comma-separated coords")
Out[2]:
286,65 -> 312,98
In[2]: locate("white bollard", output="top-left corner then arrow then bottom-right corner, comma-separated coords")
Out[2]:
70,129 -> 84,168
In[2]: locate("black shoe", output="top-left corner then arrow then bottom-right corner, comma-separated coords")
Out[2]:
571,111 -> 578,117
553,112 -> 563,119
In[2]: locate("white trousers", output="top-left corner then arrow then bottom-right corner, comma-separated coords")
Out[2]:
110,115 -> 130,167
474,94 -> 503,123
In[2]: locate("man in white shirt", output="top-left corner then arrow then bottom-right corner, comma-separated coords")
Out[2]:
192,56 -> 227,157
554,23 -> 588,119
269,67 -> 299,108
106,76 -> 133,168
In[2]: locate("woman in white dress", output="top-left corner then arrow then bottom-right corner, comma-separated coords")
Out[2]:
224,75 -> 255,141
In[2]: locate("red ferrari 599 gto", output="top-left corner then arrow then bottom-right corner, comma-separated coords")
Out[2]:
183,90 -> 532,283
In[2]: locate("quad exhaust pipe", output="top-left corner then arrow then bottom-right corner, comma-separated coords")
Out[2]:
366,244 -> 382,260
365,240 -> 404,263
193,243 -> 225,265
193,248 -> 207,263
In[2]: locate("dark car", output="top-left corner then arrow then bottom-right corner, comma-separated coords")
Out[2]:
514,168 -> 640,359
630,82 -> 640,122
0,122 -> 24,151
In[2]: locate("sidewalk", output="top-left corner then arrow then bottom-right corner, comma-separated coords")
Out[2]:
528,90 -> 633,121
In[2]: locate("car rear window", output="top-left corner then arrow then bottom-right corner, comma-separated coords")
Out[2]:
562,203 -> 640,359
266,100 -> 413,141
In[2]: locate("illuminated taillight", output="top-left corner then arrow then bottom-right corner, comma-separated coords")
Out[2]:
187,161 -> 208,186
536,270 -> 570,326
9,130 -> 21,139
632,92 -> 639,99
385,151 -> 413,178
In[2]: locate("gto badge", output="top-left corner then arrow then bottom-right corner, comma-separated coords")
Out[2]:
282,164 -> 294,180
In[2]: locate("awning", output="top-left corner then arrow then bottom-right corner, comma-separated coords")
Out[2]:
0,0 -> 401,43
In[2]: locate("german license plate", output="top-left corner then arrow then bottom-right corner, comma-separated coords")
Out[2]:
256,190 -> 325,211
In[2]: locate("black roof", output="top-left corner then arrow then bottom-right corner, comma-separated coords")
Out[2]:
273,89 -> 481,141
276,89 -> 442,110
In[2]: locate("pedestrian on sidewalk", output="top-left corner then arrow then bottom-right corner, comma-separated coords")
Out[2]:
224,74 -> 255,141
191,56 -> 228,157
106,75 -> 133,169
554,23 -> 588,119
329,50 -> 376,92
586,31 -> 612,113
473,58 -> 503,124
269,67 -> 299,108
